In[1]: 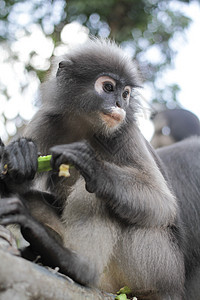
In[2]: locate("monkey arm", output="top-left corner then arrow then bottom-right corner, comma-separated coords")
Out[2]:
51,141 -> 177,228
95,162 -> 177,227
0,139 -> 98,286
0,196 -> 97,286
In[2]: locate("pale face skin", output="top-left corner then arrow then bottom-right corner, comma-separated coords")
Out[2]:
94,75 -> 131,130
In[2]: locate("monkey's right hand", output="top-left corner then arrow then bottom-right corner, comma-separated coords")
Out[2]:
0,138 -> 4,159
0,138 -> 38,186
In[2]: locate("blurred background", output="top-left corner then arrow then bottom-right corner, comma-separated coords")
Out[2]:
0,0 -> 200,144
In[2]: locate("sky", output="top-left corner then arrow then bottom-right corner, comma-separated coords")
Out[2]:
0,1 -> 200,142
164,1 -> 200,116
135,1 -> 200,140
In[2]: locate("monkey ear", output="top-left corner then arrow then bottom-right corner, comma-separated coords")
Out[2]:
58,60 -> 73,68
56,59 -> 73,77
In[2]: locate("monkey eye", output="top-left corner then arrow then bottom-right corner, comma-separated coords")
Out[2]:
94,76 -> 116,95
122,86 -> 131,100
103,82 -> 114,93
122,90 -> 129,99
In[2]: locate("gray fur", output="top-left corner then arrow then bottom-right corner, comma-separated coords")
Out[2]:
22,39 -> 200,299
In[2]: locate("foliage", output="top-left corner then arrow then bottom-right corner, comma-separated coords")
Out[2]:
0,0 -> 196,140
65,0 -> 191,106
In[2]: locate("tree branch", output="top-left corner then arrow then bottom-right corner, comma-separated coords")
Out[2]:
0,226 -> 115,300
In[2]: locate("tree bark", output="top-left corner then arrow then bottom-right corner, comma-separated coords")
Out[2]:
0,226 -> 115,300
0,249 -> 115,300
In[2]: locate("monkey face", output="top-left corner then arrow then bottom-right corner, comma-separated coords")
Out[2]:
94,75 -> 131,131
55,39 -> 141,137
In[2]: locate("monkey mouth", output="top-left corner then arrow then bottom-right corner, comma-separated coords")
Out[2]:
100,107 -> 126,128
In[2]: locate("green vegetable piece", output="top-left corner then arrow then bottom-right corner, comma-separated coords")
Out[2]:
117,286 -> 132,295
115,294 -> 127,300
37,155 -> 52,173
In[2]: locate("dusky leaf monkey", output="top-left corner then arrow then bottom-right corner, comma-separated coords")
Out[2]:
151,108 -> 200,148
0,39 -> 200,300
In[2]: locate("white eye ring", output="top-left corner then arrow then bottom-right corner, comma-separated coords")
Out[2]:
95,76 -> 116,94
122,86 -> 131,100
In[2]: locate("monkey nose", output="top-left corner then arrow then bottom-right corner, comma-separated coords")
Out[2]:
116,100 -> 122,108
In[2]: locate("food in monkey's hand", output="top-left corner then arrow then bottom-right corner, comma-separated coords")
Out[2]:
58,164 -> 70,178
37,155 -> 70,177
37,155 -> 52,172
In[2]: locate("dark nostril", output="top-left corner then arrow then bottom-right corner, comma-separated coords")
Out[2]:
116,101 -> 121,108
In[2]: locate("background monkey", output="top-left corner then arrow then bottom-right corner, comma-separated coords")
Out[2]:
0,39 -> 200,299
151,108 -> 200,148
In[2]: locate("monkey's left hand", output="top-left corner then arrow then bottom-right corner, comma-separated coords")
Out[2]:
0,138 -> 4,160
50,141 -> 103,193
0,138 -> 38,185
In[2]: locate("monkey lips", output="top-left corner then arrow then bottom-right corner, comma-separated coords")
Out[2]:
100,107 -> 126,128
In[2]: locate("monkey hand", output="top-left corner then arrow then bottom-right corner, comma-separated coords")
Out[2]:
0,196 -> 32,226
50,141 -> 102,193
0,138 -> 38,189
0,138 -> 5,160
0,196 -> 52,254
0,195 -> 98,287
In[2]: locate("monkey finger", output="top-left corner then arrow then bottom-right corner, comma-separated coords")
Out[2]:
0,215 -> 27,227
50,153 -> 64,171
18,138 -> 38,179
67,141 -> 95,157
58,151 -> 95,182
0,138 -> 5,159
26,140 -> 38,179
0,197 -> 25,216
63,147 -> 95,167
51,150 -> 91,181
0,204 -> 19,216
85,179 -> 97,193
52,152 -> 76,171
50,146 -> 78,168
4,139 -> 37,182
0,138 -> 4,147
3,145 -> 26,182
50,141 -> 91,157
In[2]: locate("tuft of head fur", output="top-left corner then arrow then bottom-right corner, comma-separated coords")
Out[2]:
50,38 -> 142,87
61,38 -> 142,87
39,38 -> 143,138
